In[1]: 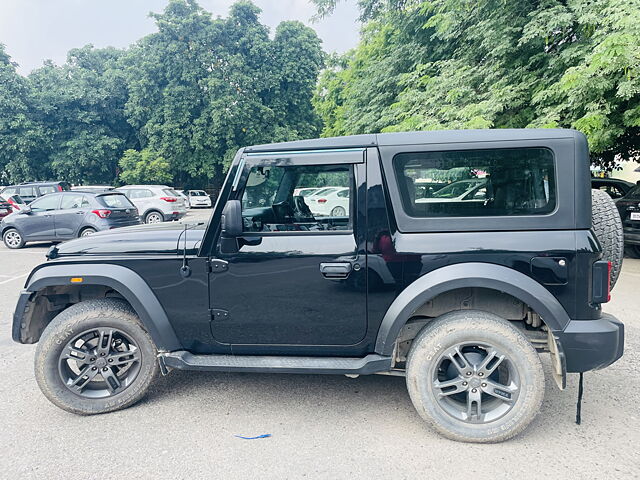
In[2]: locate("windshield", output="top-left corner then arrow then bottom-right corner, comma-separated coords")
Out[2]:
99,194 -> 134,208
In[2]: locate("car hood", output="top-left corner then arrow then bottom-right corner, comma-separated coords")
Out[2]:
49,222 -> 207,258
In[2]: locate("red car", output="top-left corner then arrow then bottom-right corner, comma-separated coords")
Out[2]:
0,194 -> 26,219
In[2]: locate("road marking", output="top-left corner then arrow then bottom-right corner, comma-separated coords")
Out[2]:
0,272 -> 28,285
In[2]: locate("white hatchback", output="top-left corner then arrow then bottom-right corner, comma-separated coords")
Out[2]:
115,185 -> 188,224
186,190 -> 212,208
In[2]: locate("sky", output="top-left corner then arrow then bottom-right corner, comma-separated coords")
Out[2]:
0,0 -> 361,75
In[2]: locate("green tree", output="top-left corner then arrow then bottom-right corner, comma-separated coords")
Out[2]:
118,148 -> 172,185
312,0 -> 640,169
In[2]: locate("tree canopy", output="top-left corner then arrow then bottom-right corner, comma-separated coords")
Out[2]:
0,0 -> 324,187
312,0 -> 640,169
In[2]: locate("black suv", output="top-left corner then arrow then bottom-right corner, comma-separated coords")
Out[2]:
12,129 -> 624,443
1,181 -> 71,204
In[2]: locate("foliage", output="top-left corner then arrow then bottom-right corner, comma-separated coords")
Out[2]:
118,148 -> 172,185
312,0 -> 640,169
0,0 -> 324,187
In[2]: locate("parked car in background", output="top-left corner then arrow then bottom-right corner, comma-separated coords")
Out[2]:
1,191 -> 141,249
592,177 -> 635,199
293,187 -> 320,197
72,185 -> 115,194
115,185 -> 187,224
0,195 -> 14,219
614,184 -> 640,257
186,189 -> 212,208
176,190 -> 191,209
309,187 -> 349,217
1,181 -> 71,204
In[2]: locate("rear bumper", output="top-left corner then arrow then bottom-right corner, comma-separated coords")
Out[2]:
623,227 -> 640,245
555,313 -> 624,373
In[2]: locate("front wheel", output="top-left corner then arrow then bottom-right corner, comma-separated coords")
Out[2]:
34,299 -> 159,415
406,310 -> 544,443
3,228 -> 25,249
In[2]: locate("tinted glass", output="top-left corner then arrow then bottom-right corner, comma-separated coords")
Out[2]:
60,194 -> 86,210
30,195 -> 60,212
394,148 -> 556,217
241,164 -> 352,232
18,186 -> 36,197
627,185 -> 640,199
99,194 -> 134,208
39,185 -> 57,195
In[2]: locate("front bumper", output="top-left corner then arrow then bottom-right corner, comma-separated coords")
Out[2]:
623,227 -> 640,245
555,313 -> 624,373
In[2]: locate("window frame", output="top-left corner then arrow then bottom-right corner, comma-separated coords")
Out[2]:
379,139 -> 577,233
30,194 -> 61,212
233,149 -> 364,237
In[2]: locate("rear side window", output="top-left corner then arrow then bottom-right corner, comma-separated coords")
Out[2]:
39,185 -> 58,195
99,194 -> 134,208
18,186 -> 36,197
394,148 -> 556,218
60,194 -> 87,210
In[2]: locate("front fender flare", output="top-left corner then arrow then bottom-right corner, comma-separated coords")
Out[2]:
374,262 -> 571,356
23,263 -> 182,351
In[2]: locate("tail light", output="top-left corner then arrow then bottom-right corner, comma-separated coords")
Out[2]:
160,197 -> 177,202
92,209 -> 112,218
592,260 -> 611,303
7,197 -> 20,211
317,198 -> 327,203
57,185 -> 63,192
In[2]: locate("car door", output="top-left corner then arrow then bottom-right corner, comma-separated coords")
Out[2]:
20,194 -> 60,239
209,149 -> 367,353
53,193 -> 90,238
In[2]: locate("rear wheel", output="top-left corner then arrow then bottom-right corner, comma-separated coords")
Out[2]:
34,299 -> 159,415
145,211 -> 164,224
79,227 -> 97,237
591,189 -> 624,288
331,206 -> 346,216
3,228 -> 25,249
406,310 -> 544,443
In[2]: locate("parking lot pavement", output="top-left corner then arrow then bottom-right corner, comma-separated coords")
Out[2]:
0,232 -> 638,478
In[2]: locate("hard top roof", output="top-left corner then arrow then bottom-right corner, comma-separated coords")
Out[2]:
244,129 -> 581,153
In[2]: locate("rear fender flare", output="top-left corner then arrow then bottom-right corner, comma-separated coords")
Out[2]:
24,263 -> 181,351
374,262 -> 571,356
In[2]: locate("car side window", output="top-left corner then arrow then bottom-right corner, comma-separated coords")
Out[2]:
3,187 -> 17,196
18,186 -> 36,197
39,186 -> 57,195
240,164 -> 353,233
394,147 -> 556,218
30,195 -> 60,212
60,194 -> 86,210
140,189 -> 154,198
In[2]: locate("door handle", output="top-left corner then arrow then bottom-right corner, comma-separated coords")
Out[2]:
320,262 -> 352,279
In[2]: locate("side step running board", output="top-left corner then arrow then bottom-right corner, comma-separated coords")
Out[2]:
159,351 -> 392,375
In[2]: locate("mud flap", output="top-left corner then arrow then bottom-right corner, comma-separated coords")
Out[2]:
548,330 -> 567,390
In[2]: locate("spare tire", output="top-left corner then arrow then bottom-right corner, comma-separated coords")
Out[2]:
591,189 -> 624,289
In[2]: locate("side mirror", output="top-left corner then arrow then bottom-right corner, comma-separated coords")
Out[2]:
221,200 -> 243,237
19,206 -> 32,215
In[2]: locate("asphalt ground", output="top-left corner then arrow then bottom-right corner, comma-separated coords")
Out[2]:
0,210 -> 638,479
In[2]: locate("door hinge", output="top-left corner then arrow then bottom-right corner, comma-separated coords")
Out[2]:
210,309 -> 229,321
208,259 -> 229,273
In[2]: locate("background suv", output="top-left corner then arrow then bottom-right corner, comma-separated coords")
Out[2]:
116,185 -> 187,224
1,191 -> 141,249
1,181 -> 71,204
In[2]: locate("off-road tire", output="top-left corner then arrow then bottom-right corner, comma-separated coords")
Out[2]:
406,310 -> 545,443
591,189 -> 623,288
34,299 -> 159,415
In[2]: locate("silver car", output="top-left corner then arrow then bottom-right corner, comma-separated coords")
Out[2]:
115,185 -> 188,224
